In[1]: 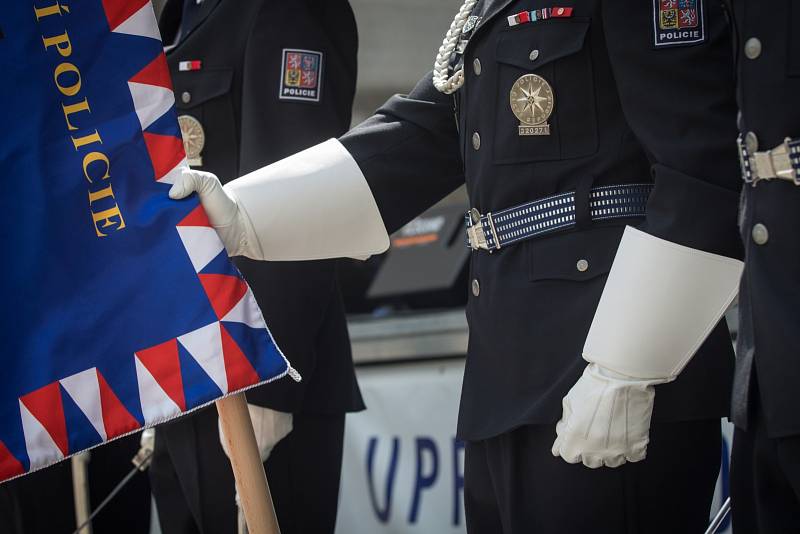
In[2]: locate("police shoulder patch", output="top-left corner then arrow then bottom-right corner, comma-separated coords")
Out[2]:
652,0 -> 706,49
279,48 -> 323,102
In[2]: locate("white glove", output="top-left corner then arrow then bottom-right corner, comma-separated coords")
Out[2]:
168,139 -> 389,261
551,363 -> 668,468
218,405 -> 293,462
551,227 -> 743,469
169,168 -> 255,258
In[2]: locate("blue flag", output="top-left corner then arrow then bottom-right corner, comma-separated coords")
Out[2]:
0,0 -> 291,482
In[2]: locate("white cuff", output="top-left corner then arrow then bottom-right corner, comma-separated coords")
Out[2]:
583,227 -> 744,380
225,139 -> 390,261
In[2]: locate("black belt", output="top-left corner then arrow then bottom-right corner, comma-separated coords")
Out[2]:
738,136 -> 800,186
465,183 -> 652,252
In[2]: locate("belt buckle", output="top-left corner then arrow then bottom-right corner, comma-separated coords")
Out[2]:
467,208 -> 488,250
743,137 -> 800,186
467,208 -> 500,252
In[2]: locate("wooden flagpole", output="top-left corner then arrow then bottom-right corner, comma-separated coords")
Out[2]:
71,452 -> 92,534
216,393 -> 281,534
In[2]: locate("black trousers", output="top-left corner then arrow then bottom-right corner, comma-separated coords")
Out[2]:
150,406 -> 346,534
731,414 -> 800,533
0,432 -> 151,534
464,420 -> 721,534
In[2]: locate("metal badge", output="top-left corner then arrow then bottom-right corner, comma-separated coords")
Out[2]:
463,15 -> 481,33
509,74 -> 554,136
178,114 -> 205,167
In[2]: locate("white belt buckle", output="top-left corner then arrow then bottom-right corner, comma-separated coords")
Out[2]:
751,138 -> 800,186
467,208 -> 489,251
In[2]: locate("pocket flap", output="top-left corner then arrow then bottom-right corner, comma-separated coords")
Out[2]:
496,19 -> 590,71
529,225 -> 623,282
172,68 -> 233,110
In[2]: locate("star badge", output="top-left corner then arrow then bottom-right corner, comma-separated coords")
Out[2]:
509,74 -> 554,136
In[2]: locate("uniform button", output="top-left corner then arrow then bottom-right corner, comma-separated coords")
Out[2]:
181,91 -> 192,104
472,131 -> 481,150
576,259 -> 589,272
751,223 -> 769,245
744,37 -> 762,60
529,49 -> 540,61
744,131 -> 759,153
473,58 -> 482,75
471,278 -> 480,297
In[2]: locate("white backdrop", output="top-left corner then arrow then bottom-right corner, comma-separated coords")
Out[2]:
336,359 -> 733,534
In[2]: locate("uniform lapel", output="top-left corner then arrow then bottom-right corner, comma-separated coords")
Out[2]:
470,0 -> 516,41
177,0 -> 223,45
157,0 -> 183,46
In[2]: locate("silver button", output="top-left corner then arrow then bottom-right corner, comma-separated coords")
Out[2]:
529,49 -> 540,61
472,132 -> 481,150
744,37 -> 762,60
751,223 -> 769,245
576,259 -> 589,272
181,91 -> 192,104
744,131 -> 759,153
471,278 -> 480,297
473,58 -> 482,75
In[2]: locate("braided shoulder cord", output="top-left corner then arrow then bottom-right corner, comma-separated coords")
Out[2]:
432,0 -> 479,94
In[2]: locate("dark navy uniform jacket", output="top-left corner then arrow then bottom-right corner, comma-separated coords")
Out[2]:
159,0 -> 364,415
730,0 -> 800,438
341,0 -> 743,441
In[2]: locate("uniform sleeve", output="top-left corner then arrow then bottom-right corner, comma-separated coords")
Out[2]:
601,1 -> 742,258
339,72 -> 465,233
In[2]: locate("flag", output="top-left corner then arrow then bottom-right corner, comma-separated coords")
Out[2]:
0,0 -> 294,482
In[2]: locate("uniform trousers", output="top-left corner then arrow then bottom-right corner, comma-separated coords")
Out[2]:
150,406 -> 346,534
465,419 -> 721,534
731,400 -> 800,533
0,433 -> 151,533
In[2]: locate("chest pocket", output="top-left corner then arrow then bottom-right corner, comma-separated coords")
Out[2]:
493,19 -> 597,164
172,68 -> 237,181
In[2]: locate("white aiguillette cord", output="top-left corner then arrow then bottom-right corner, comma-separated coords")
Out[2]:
432,0 -> 479,94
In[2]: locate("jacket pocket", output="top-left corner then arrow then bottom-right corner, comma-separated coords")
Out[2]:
171,68 -> 238,181
494,18 -> 598,164
528,225 -> 623,282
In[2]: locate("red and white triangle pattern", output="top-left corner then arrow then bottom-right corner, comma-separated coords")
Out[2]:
60,369 -> 108,442
135,353 -> 184,426
102,0 -> 161,40
16,369 -> 141,471
178,322 -> 229,395
19,384 -> 66,470
177,207 -> 226,272
222,288 -> 268,330
130,204 -> 269,426
128,53 -> 174,131
125,46 -> 188,185
133,320 -> 262,426
10,203 -> 279,474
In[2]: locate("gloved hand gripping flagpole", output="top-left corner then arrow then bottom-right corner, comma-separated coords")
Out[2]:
217,393 -> 281,534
